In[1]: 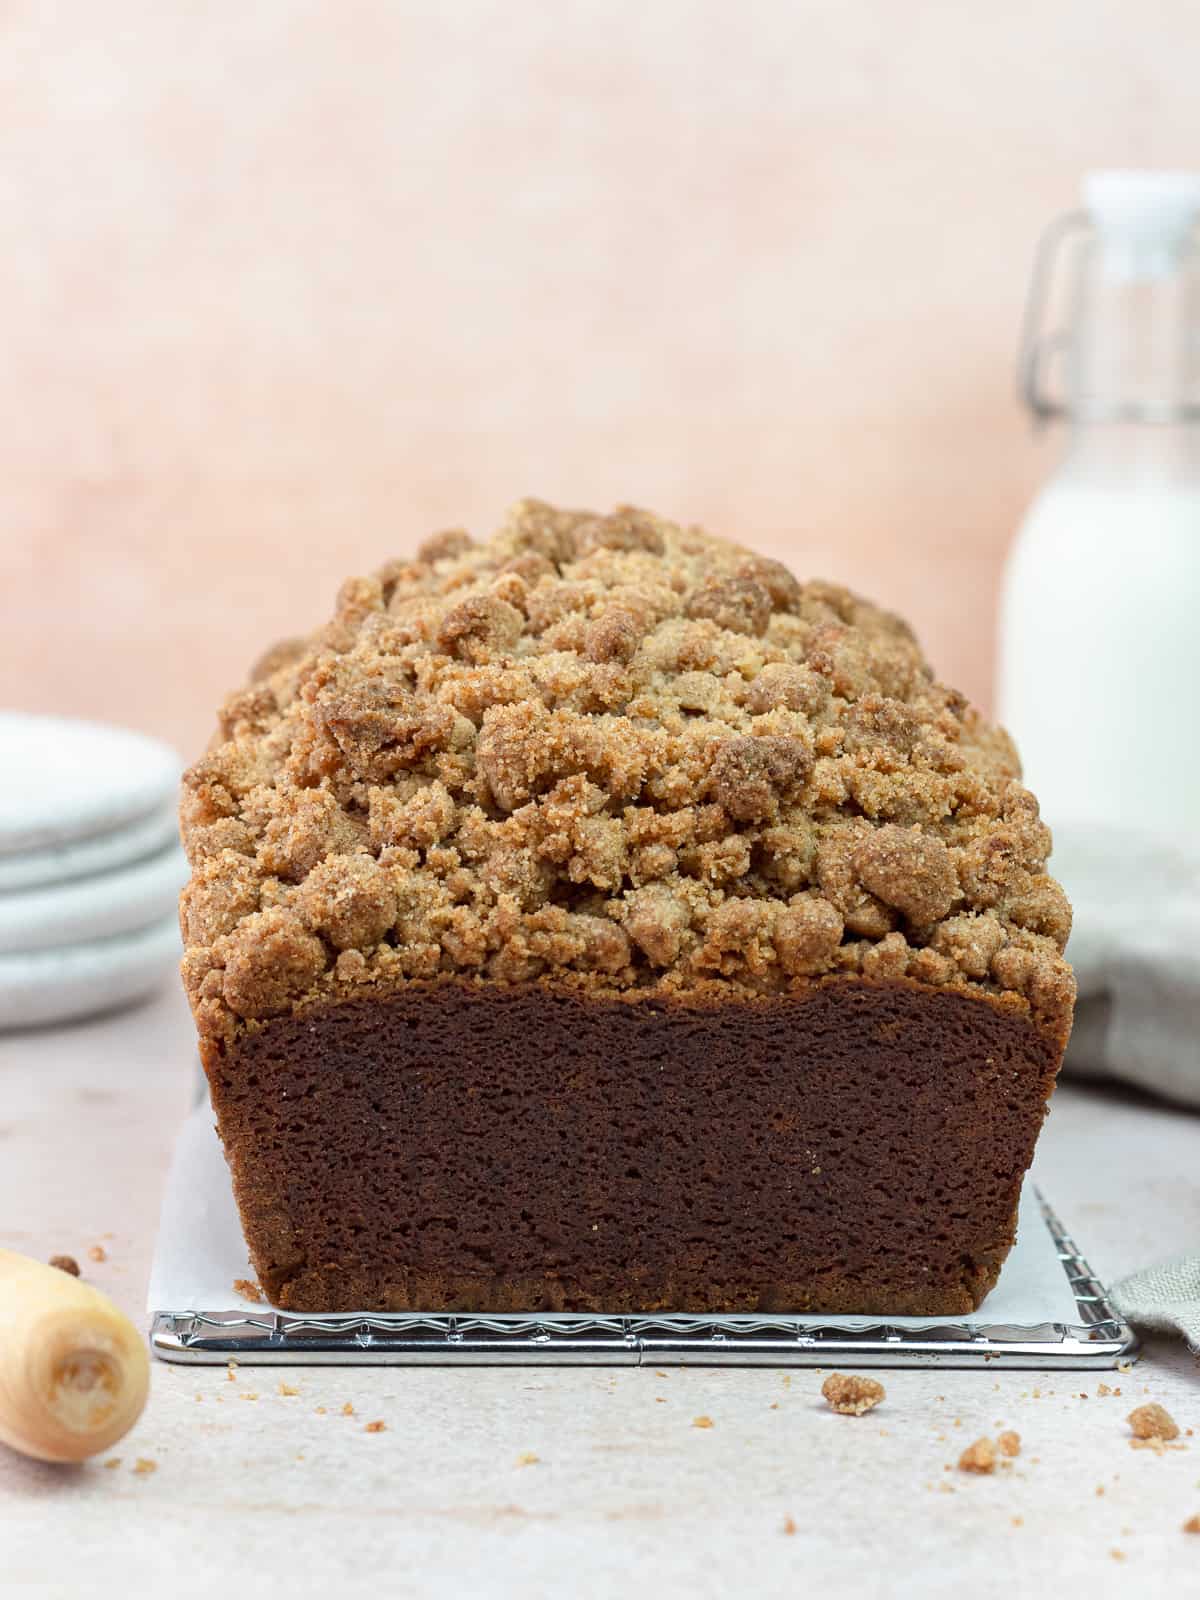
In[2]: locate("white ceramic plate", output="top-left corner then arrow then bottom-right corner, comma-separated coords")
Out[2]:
0,801 -> 181,893
0,914 -> 182,1030
0,712 -> 181,856
0,844 -> 188,954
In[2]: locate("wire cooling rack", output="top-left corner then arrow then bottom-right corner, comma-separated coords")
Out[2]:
150,1189 -> 1137,1369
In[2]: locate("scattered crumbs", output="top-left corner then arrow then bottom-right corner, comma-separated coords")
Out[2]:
341,1402 -> 355,1417
1188,1429 -> 1195,1438
132,1458 -> 157,1476
364,1420 -> 387,1434
194,1393 -> 203,1403
821,1374 -> 885,1417
655,1397 -> 667,1404
87,1246 -> 107,1263
49,1254 -> 80,1277
768,1402 -> 779,1411
1128,1403 -> 1180,1443
1183,1515 -> 1200,1534
278,1382 -> 300,1397
102,1457 -> 121,1470
234,1278 -> 263,1303
654,1371 -> 668,1378
935,1395 -> 945,1402
240,1392 -> 260,1402
1117,1361 -> 1134,1374
782,1375 -> 792,1387
993,1381 -> 1000,1392
1032,1388 -> 1041,1399
692,1415 -> 715,1430
937,1481 -> 955,1495
878,1429 -> 889,1437
315,1406 -> 327,1415
998,1431 -> 1021,1459
782,1515 -> 797,1536
1096,1485 -> 1105,1497
953,1418 -> 962,1429
958,1438 -> 997,1475
515,1451 -> 540,1466
226,1362 -> 238,1383
1011,1515 -> 1023,1528
1098,1383 -> 1112,1397
1079,1392 -> 1088,1400
1110,1550 -> 1126,1563
1114,1388 -> 1122,1397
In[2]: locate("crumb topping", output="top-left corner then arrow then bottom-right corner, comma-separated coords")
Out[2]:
1127,1403 -> 1180,1442
179,499 -> 1074,1045
821,1373 -> 885,1416
957,1437 -> 997,1474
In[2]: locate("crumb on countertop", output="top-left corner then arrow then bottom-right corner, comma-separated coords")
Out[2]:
87,1245 -> 107,1263
998,1430 -> 1021,1458
1127,1403 -> 1179,1442
692,1415 -> 715,1430
1184,1515 -> 1200,1534
132,1458 -> 157,1476
278,1382 -> 300,1397
515,1451 -> 540,1466
364,1420 -> 387,1434
341,1402 -> 355,1416
821,1373 -> 885,1417
958,1438 -> 997,1475
48,1254 -> 80,1277
102,1457 -> 121,1470
782,1515 -> 797,1535
234,1278 -> 264,1302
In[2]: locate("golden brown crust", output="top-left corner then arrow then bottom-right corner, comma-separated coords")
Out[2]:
178,498 -> 1074,1051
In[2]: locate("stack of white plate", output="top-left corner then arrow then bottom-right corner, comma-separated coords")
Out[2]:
0,712 -> 188,1029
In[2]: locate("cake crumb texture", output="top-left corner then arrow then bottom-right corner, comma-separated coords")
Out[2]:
179,499 -> 1074,1046
821,1373 -> 886,1416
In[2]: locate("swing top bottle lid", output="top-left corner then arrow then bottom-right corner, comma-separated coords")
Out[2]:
1084,170 -> 1200,277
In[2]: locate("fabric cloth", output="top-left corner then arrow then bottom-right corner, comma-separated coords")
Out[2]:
1054,823 -> 1200,1108
1112,1254 -> 1200,1353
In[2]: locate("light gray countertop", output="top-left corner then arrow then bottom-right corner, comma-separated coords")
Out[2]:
1,984 -> 1198,1598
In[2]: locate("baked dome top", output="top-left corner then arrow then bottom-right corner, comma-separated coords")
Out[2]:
179,499 -> 1074,1048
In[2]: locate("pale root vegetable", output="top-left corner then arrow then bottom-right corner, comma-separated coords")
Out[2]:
0,1249 -> 148,1462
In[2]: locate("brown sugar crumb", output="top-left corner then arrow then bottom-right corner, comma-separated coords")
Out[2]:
364,1420 -> 387,1434
278,1382 -> 300,1397
821,1373 -> 885,1416
132,1458 -> 157,1476
87,1245 -> 107,1263
1183,1515 -> 1200,1534
998,1430 -> 1021,1458
515,1451 -> 540,1466
958,1437 -> 997,1475
234,1278 -> 264,1302
102,1457 -> 121,1470
48,1253 -> 80,1276
782,1515 -> 797,1535
341,1402 -> 355,1416
1127,1403 -> 1179,1442
692,1415 -> 715,1430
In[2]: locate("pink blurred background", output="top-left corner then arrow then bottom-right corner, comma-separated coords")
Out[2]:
3,1 -> 1198,759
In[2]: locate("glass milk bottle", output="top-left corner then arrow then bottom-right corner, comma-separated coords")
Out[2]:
998,171 -> 1200,839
